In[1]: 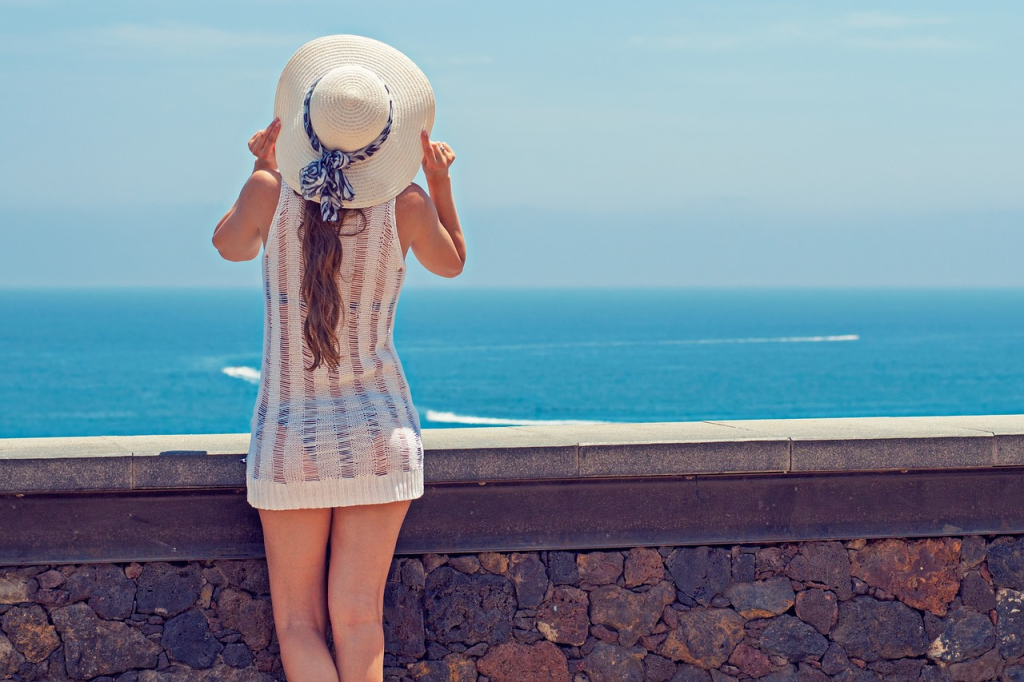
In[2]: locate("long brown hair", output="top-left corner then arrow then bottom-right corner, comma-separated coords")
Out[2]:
299,199 -> 366,371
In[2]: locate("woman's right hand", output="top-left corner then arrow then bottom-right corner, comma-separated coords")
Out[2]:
248,118 -> 281,172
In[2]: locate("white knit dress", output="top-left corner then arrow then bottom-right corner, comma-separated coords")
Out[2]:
245,180 -> 424,510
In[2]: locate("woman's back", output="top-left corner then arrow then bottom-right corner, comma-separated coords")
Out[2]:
245,180 -> 423,511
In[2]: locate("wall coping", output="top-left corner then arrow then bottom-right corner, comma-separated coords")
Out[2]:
2,414 -> 1023,495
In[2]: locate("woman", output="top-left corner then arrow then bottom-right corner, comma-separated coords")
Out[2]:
211,35 -> 465,682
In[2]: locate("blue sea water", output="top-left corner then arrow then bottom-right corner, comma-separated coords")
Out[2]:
1,287 -> 1023,438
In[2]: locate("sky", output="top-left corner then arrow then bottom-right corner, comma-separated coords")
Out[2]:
0,0 -> 1021,288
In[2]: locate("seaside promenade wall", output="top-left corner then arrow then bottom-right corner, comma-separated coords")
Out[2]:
3,416 -> 1024,682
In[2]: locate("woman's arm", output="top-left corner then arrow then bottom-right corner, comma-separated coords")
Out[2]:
212,119 -> 282,262
395,131 -> 466,277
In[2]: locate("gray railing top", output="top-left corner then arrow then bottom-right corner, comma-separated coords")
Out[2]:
1,414 -> 1023,495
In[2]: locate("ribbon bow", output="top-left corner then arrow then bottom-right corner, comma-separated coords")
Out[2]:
298,76 -> 394,222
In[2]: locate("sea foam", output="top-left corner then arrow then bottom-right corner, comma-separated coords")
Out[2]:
222,366 -> 261,384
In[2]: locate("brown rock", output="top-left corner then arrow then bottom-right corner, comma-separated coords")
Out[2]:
536,585 -> 589,646
657,607 -> 745,669
476,639 -> 570,682
0,603 -> 60,663
589,580 -> 676,647
448,555 -> 481,574
215,587 -> 274,650
728,642 -> 773,677
851,538 -> 961,616
723,576 -> 795,619
785,542 -> 852,600
125,562 -> 144,580
584,640 -> 646,682
0,572 -> 31,605
795,589 -> 838,636
219,559 -> 270,595
478,552 -> 509,575
624,547 -> 665,587
423,553 -> 449,573
578,551 -> 624,587
35,570 -> 66,590
408,652 -> 477,681
402,558 -> 426,589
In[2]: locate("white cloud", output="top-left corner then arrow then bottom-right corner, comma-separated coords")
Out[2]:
846,36 -> 969,51
628,34 -> 743,51
88,24 -> 301,54
844,13 -> 951,29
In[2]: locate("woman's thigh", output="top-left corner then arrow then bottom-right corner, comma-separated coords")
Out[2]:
327,499 -> 412,625
258,507 -> 333,633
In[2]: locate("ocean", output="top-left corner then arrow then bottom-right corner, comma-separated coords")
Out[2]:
1,287 -> 1023,439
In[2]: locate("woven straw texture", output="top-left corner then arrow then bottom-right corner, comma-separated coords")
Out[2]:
245,181 -> 424,510
274,35 -> 435,209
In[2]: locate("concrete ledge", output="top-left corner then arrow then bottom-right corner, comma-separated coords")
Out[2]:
2,415 -> 1024,494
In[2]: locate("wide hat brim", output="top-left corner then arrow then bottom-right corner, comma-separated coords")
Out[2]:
274,35 -> 435,209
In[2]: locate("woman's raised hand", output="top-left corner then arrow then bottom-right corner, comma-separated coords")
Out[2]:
248,118 -> 281,172
421,130 -> 455,181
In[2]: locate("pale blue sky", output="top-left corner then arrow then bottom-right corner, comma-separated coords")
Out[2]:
1,1 -> 1021,288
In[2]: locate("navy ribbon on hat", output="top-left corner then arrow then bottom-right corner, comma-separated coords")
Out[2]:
298,76 -> 394,222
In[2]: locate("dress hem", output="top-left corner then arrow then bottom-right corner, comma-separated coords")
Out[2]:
246,468 -> 424,510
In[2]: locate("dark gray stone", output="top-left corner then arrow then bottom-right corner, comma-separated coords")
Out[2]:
670,663 -> 711,681
425,566 -> 516,645
642,652 -> 676,682
759,614 -> 828,663
508,553 -> 548,608
820,641 -> 851,675
384,580 -> 425,658
961,536 -> 986,568
926,609 -> 994,663
947,648 -> 1002,682
997,587 -> 1024,660
988,537 -> 1024,591
759,664 -> 797,682
583,640 -> 646,682
731,553 -> 756,583
797,662 -> 829,681
547,551 -> 579,585
867,657 -> 926,682
66,564 -> 136,620
960,571 -> 996,612
1004,664 -> 1024,682
221,642 -> 253,669
665,547 -> 731,607
161,608 -> 223,669
832,596 -> 928,662
723,575 -> 795,618
785,541 -> 852,600
136,562 -> 202,618
794,588 -> 838,635
51,602 -> 160,679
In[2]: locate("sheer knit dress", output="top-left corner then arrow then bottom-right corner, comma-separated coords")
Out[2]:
245,180 -> 424,510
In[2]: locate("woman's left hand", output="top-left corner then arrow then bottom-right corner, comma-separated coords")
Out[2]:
248,118 -> 281,172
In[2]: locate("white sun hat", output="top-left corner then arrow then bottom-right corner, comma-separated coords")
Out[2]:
273,35 -> 435,218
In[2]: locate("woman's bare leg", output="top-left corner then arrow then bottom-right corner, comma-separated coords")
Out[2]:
258,507 -> 338,682
328,499 -> 412,682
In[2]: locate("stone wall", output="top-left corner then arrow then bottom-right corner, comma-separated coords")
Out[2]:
4,535 -> 1024,682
